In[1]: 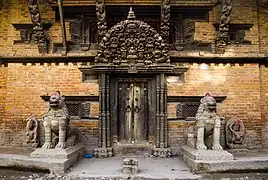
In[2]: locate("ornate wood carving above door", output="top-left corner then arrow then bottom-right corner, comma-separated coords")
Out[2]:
93,8 -> 173,73
48,0 -> 217,6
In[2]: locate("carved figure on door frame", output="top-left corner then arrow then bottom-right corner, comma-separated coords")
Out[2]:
194,93 -> 223,150
226,117 -> 246,149
42,91 -> 76,149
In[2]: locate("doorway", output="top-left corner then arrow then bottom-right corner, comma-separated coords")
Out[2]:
117,82 -> 148,144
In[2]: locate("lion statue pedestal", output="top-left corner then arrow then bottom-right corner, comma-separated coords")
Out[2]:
30,91 -> 85,175
181,93 -> 234,173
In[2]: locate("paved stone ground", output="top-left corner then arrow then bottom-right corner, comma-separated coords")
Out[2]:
68,156 -> 201,179
2,147 -> 268,179
1,169 -> 268,180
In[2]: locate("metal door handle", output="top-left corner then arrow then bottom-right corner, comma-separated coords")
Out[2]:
134,106 -> 140,113
126,105 -> 132,112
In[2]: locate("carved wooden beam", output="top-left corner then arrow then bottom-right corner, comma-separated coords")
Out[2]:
160,0 -> 170,45
259,0 -> 268,7
28,0 -> 49,54
96,0 -> 107,43
57,0 -> 68,56
216,0 -> 233,54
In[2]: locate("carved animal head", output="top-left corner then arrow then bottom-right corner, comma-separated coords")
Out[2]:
49,91 -> 65,109
201,93 -> 217,112
198,93 -> 217,114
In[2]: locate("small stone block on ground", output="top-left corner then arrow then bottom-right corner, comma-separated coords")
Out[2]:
122,158 -> 138,174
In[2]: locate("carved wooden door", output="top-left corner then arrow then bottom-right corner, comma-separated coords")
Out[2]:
118,82 -> 148,143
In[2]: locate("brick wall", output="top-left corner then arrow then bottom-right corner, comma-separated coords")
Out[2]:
258,5 -> 268,53
1,63 -> 99,151
1,0 -> 268,153
0,0 -> 267,56
222,0 -> 259,54
0,65 -> 7,146
260,65 -> 268,147
168,63 -> 263,149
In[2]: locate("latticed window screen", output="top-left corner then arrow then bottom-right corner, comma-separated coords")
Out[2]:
176,102 -> 200,120
186,103 -> 199,117
66,102 -> 90,119
66,103 -> 80,116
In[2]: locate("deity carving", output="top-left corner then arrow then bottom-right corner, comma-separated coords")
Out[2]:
42,91 -> 76,149
28,0 -> 48,54
187,93 -> 223,150
226,118 -> 246,149
96,0 -> 107,42
160,0 -> 170,44
95,8 -> 170,65
217,0 -> 233,52
26,116 -> 39,147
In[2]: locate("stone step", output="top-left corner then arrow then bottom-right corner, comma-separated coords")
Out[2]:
113,143 -> 152,156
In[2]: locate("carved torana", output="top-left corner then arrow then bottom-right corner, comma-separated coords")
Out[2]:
160,0 -> 170,45
42,91 -> 76,149
95,8 -> 170,65
226,117 -> 246,149
96,0 -> 107,43
28,0 -> 48,54
216,0 -> 233,53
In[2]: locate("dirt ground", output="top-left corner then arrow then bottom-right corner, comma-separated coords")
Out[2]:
1,169 -> 268,180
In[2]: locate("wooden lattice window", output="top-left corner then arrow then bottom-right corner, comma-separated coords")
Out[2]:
176,102 -> 199,120
66,101 -> 91,119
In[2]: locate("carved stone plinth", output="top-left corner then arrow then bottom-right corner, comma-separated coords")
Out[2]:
152,147 -> 172,158
186,133 -> 196,149
94,147 -> 113,158
122,158 -> 138,174
30,143 -> 85,159
181,145 -> 234,173
30,143 -> 85,174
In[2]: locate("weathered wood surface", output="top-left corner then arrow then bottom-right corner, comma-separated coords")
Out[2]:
49,0 -> 216,6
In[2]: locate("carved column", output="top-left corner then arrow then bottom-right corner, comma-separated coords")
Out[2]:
160,0 -> 170,45
96,0 -> 107,43
156,75 -> 161,148
94,73 -> 113,158
216,0 -> 233,53
28,0 -> 48,54
57,0 -> 67,55
153,74 -> 171,158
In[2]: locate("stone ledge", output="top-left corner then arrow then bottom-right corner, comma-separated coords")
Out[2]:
30,143 -> 85,159
3,143 -> 86,174
181,145 -> 234,161
181,146 -> 268,174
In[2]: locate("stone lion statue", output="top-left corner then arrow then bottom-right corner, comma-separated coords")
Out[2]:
42,91 -> 76,149
194,93 -> 223,150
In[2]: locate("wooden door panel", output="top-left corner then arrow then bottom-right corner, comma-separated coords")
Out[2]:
117,81 -> 149,143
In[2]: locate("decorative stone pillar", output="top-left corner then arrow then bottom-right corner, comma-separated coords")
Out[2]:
216,0 -> 233,53
94,73 -> 113,158
153,73 -> 171,158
